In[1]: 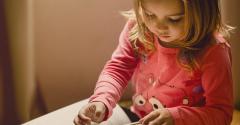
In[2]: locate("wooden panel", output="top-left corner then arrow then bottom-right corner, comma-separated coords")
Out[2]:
222,0 -> 240,109
4,0 -> 35,123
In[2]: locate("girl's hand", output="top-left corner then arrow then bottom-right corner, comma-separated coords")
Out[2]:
139,109 -> 174,125
73,101 -> 106,125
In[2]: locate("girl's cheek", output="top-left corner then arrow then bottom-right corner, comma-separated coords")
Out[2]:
171,26 -> 183,35
146,26 -> 156,34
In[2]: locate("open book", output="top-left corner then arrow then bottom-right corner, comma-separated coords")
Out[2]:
22,99 -> 139,125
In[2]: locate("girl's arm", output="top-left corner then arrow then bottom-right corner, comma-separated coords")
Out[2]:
167,43 -> 234,125
88,20 -> 139,119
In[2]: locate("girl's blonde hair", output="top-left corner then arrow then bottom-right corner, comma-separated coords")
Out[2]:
122,0 -> 234,71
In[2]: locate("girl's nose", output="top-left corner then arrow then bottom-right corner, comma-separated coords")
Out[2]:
155,21 -> 168,30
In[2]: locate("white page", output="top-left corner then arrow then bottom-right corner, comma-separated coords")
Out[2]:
22,99 -> 132,125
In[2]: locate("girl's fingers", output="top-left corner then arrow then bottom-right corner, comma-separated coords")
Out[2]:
141,111 -> 160,124
148,116 -> 164,125
78,113 -> 91,121
74,116 -> 91,125
95,105 -> 102,118
73,117 -> 80,125
161,122 -> 168,125
78,104 -> 96,121
77,111 -> 92,124
75,102 -> 106,125
89,104 -> 96,113
93,103 -> 105,122
85,104 -> 95,119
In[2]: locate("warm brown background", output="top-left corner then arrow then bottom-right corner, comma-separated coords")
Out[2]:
34,0 -> 133,111
0,0 -> 239,124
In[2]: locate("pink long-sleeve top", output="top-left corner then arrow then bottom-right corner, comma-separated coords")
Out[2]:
89,20 -> 233,125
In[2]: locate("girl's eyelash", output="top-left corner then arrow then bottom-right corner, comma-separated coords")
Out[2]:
145,12 -> 154,17
145,13 -> 156,20
144,12 -> 183,23
168,17 -> 182,23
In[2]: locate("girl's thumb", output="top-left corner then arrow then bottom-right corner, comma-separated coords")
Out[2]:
93,104 -> 105,122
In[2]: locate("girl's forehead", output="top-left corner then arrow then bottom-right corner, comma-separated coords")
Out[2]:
141,0 -> 182,4
141,0 -> 183,7
141,0 -> 184,14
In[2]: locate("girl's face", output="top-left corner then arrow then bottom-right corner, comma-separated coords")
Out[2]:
141,0 -> 185,42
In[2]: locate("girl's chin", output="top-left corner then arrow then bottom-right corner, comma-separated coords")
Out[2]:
158,36 -> 172,42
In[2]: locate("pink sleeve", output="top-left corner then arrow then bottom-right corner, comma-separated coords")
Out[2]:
89,20 -> 139,119
167,44 -> 234,125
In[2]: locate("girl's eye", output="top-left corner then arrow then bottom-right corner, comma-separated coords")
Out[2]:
168,17 -> 183,23
145,13 -> 155,19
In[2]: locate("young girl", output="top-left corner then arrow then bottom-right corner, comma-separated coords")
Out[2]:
74,0 -> 234,125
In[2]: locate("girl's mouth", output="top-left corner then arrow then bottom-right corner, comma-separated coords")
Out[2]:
159,35 -> 170,38
158,35 -> 172,42
158,35 -> 171,41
